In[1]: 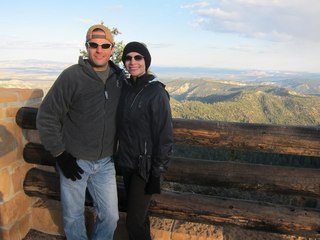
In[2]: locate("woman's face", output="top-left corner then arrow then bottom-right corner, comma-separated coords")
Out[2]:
124,52 -> 146,77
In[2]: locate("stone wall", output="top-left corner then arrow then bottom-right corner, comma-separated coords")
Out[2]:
0,88 -> 43,240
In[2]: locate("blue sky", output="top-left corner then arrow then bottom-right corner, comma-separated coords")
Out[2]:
1,0 -> 319,72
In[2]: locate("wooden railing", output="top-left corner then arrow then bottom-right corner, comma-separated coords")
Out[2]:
16,107 -> 320,238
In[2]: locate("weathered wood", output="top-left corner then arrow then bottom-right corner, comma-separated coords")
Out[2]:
166,157 -> 320,198
23,168 -> 320,237
16,107 -> 320,156
23,142 -> 55,165
16,107 -> 38,129
17,106 -> 320,237
24,142 -> 320,198
23,168 -> 127,211
151,192 -> 320,237
173,118 -> 320,157
24,168 -> 60,200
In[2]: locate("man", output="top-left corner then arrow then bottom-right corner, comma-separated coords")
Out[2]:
36,23 -> 126,240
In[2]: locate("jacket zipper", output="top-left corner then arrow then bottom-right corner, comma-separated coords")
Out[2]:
130,86 -> 146,109
144,141 -> 147,155
98,84 -> 108,159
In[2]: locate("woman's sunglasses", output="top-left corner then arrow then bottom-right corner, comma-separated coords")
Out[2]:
124,55 -> 144,61
86,42 -> 112,49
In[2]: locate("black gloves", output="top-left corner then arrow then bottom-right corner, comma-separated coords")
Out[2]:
146,175 -> 161,194
56,151 -> 84,181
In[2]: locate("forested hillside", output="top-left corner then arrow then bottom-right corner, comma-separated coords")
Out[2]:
166,79 -> 320,126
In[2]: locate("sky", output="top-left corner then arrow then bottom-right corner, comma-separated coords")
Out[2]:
0,0 -> 319,73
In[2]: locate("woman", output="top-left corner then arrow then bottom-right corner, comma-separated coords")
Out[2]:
117,41 -> 173,239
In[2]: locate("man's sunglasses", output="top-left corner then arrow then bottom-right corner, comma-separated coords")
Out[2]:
86,42 -> 112,49
124,55 -> 144,61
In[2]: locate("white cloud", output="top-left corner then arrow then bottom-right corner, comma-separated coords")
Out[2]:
182,0 -> 320,43
197,7 -> 236,19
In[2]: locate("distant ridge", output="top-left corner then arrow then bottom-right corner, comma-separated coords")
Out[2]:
167,79 -> 320,126
152,66 -> 320,82
1,59 -> 319,80
0,59 -> 319,96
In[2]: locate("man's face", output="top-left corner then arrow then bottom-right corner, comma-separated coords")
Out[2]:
86,30 -> 114,71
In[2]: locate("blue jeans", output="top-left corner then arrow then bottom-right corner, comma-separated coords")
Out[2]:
58,156 -> 119,240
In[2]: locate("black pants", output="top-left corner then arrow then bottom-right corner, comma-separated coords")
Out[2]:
123,169 -> 152,240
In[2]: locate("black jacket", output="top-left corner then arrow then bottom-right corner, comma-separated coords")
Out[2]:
117,73 -> 173,180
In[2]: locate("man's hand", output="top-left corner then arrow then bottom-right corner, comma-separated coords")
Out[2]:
56,151 -> 84,181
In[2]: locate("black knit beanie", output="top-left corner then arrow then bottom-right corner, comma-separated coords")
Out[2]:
122,41 -> 151,71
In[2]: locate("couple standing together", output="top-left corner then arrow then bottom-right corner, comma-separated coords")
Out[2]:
36,23 -> 173,240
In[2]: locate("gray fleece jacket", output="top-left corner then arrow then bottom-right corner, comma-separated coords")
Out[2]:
37,57 -> 126,160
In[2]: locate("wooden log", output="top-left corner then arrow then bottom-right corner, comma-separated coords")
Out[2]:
16,107 -> 320,157
16,107 -> 38,129
23,168 -> 60,201
23,142 -> 125,176
23,142 -> 320,198
23,168 -> 320,237
23,168 -> 127,211
23,142 -> 55,165
151,191 -> 320,237
173,118 -> 320,157
165,157 -> 320,198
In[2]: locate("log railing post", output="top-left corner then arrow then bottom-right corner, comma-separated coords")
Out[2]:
17,107 -> 320,156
